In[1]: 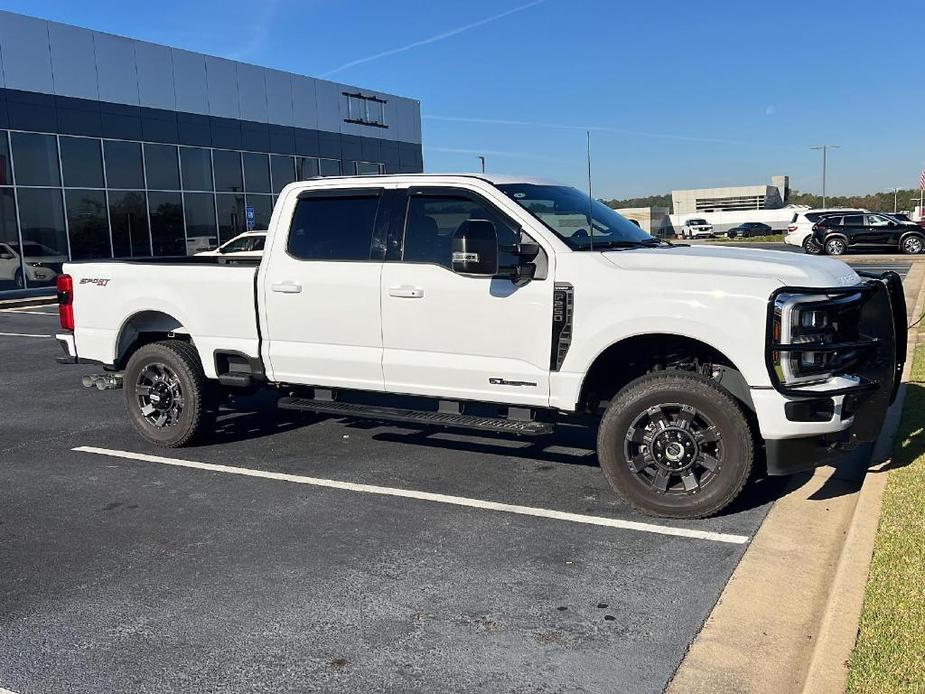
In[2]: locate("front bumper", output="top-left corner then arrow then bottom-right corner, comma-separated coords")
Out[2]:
759,271 -> 907,475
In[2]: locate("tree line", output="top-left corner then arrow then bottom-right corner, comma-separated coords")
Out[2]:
604,189 -> 924,213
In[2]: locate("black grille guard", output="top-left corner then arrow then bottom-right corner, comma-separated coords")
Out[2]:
765,271 -> 907,404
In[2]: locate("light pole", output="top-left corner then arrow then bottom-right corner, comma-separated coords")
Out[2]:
810,144 -> 840,207
477,155 -> 485,173
893,187 -> 898,214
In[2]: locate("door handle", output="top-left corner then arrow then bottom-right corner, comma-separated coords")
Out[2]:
271,280 -> 302,294
388,285 -> 424,299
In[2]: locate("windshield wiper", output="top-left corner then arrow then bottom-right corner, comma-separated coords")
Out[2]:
579,239 -> 663,250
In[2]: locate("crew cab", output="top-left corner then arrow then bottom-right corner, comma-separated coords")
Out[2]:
809,212 -> 925,255
55,174 -> 907,519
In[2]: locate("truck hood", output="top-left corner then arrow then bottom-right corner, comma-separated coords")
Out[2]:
601,245 -> 860,288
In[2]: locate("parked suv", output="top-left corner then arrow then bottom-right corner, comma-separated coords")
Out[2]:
680,218 -> 714,239
0,241 -> 67,289
784,208 -> 867,252
726,222 -> 772,239
810,212 -> 925,255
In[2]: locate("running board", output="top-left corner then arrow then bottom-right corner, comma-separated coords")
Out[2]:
277,397 -> 555,435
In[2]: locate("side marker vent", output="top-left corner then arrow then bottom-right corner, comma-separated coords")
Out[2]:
550,283 -> 574,371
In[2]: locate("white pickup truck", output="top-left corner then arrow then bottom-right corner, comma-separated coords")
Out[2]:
55,174 -> 907,518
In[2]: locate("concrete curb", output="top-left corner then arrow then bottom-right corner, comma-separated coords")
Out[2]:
800,261 -> 925,693
665,265 -> 925,694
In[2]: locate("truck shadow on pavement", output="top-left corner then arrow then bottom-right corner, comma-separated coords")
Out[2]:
199,392 -> 826,518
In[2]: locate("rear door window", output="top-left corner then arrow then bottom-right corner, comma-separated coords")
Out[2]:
287,194 -> 381,261
843,215 -> 864,227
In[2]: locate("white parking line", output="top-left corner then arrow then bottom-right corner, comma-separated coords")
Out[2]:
73,445 -> 750,545
0,331 -> 51,338
0,308 -> 57,315
1,687 -> 20,694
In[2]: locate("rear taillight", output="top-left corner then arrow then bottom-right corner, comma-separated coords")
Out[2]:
57,273 -> 74,331
811,223 -> 822,231
787,225 -> 798,232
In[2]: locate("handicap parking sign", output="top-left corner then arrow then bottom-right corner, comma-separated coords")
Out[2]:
245,205 -> 256,230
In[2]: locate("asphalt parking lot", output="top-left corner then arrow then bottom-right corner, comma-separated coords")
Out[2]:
0,255 -> 913,694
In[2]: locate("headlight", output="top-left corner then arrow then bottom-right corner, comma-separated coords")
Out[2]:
772,292 -> 863,385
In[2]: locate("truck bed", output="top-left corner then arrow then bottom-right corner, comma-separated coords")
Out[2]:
65,257 -> 261,378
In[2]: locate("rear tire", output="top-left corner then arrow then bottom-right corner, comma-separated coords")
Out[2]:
596,372 -> 754,519
123,340 -> 213,447
824,237 -> 847,256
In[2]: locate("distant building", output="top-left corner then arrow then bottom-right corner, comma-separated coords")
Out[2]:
672,176 -> 790,215
612,206 -> 672,238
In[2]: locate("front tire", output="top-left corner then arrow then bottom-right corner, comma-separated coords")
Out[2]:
803,236 -> 822,255
596,372 -> 754,519
901,234 -> 923,255
123,340 -> 213,447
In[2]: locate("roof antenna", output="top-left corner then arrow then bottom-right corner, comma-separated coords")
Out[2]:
586,130 -> 594,251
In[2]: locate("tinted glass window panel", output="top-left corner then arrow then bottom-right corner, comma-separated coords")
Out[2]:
104,140 -> 144,189
59,137 -> 104,188
287,195 -> 379,261
243,152 -> 270,193
180,147 -> 213,191
271,155 -> 295,194
66,190 -> 110,260
843,215 -> 864,226
213,149 -> 243,192
183,193 -> 218,253
144,143 -> 180,190
0,188 -> 23,290
148,191 -> 186,256
17,189 -> 68,272
403,195 -> 520,268
296,156 -> 319,180
319,158 -> 340,177
109,191 -> 150,257
216,193 -> 244,243
0,131 -> 13,186
11,132 -> 61,186
355,162 -> 382,175
245,194 -> 273,230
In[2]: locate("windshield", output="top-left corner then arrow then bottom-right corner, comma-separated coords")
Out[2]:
222,234 -> 265,253
688,219 -> 707,225
497,183 -> 655,250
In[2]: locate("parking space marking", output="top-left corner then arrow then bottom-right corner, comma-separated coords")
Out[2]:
0,308 -> 57,315
1,687 -> 20,694
73,446 -> 750,545
0,331 -> 51,338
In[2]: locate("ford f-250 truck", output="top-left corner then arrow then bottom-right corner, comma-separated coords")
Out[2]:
55,174 -> 907,519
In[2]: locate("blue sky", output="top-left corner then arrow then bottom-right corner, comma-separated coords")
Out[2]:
5,0 -> 923,199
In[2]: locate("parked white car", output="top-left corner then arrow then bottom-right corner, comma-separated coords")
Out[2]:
196,231 -> 267,259
0,241 -> 68,288
55,174 -> 906,519
784,208 -> 867,252
680,219 -> 714,239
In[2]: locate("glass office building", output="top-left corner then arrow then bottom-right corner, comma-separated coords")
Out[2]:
0,11 -> 423,292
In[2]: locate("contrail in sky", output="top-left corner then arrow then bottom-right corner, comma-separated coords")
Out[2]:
321,0 -> 545,77
424,114 -> 746,146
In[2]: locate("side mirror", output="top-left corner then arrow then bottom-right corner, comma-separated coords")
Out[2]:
452,219 -> 498,276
